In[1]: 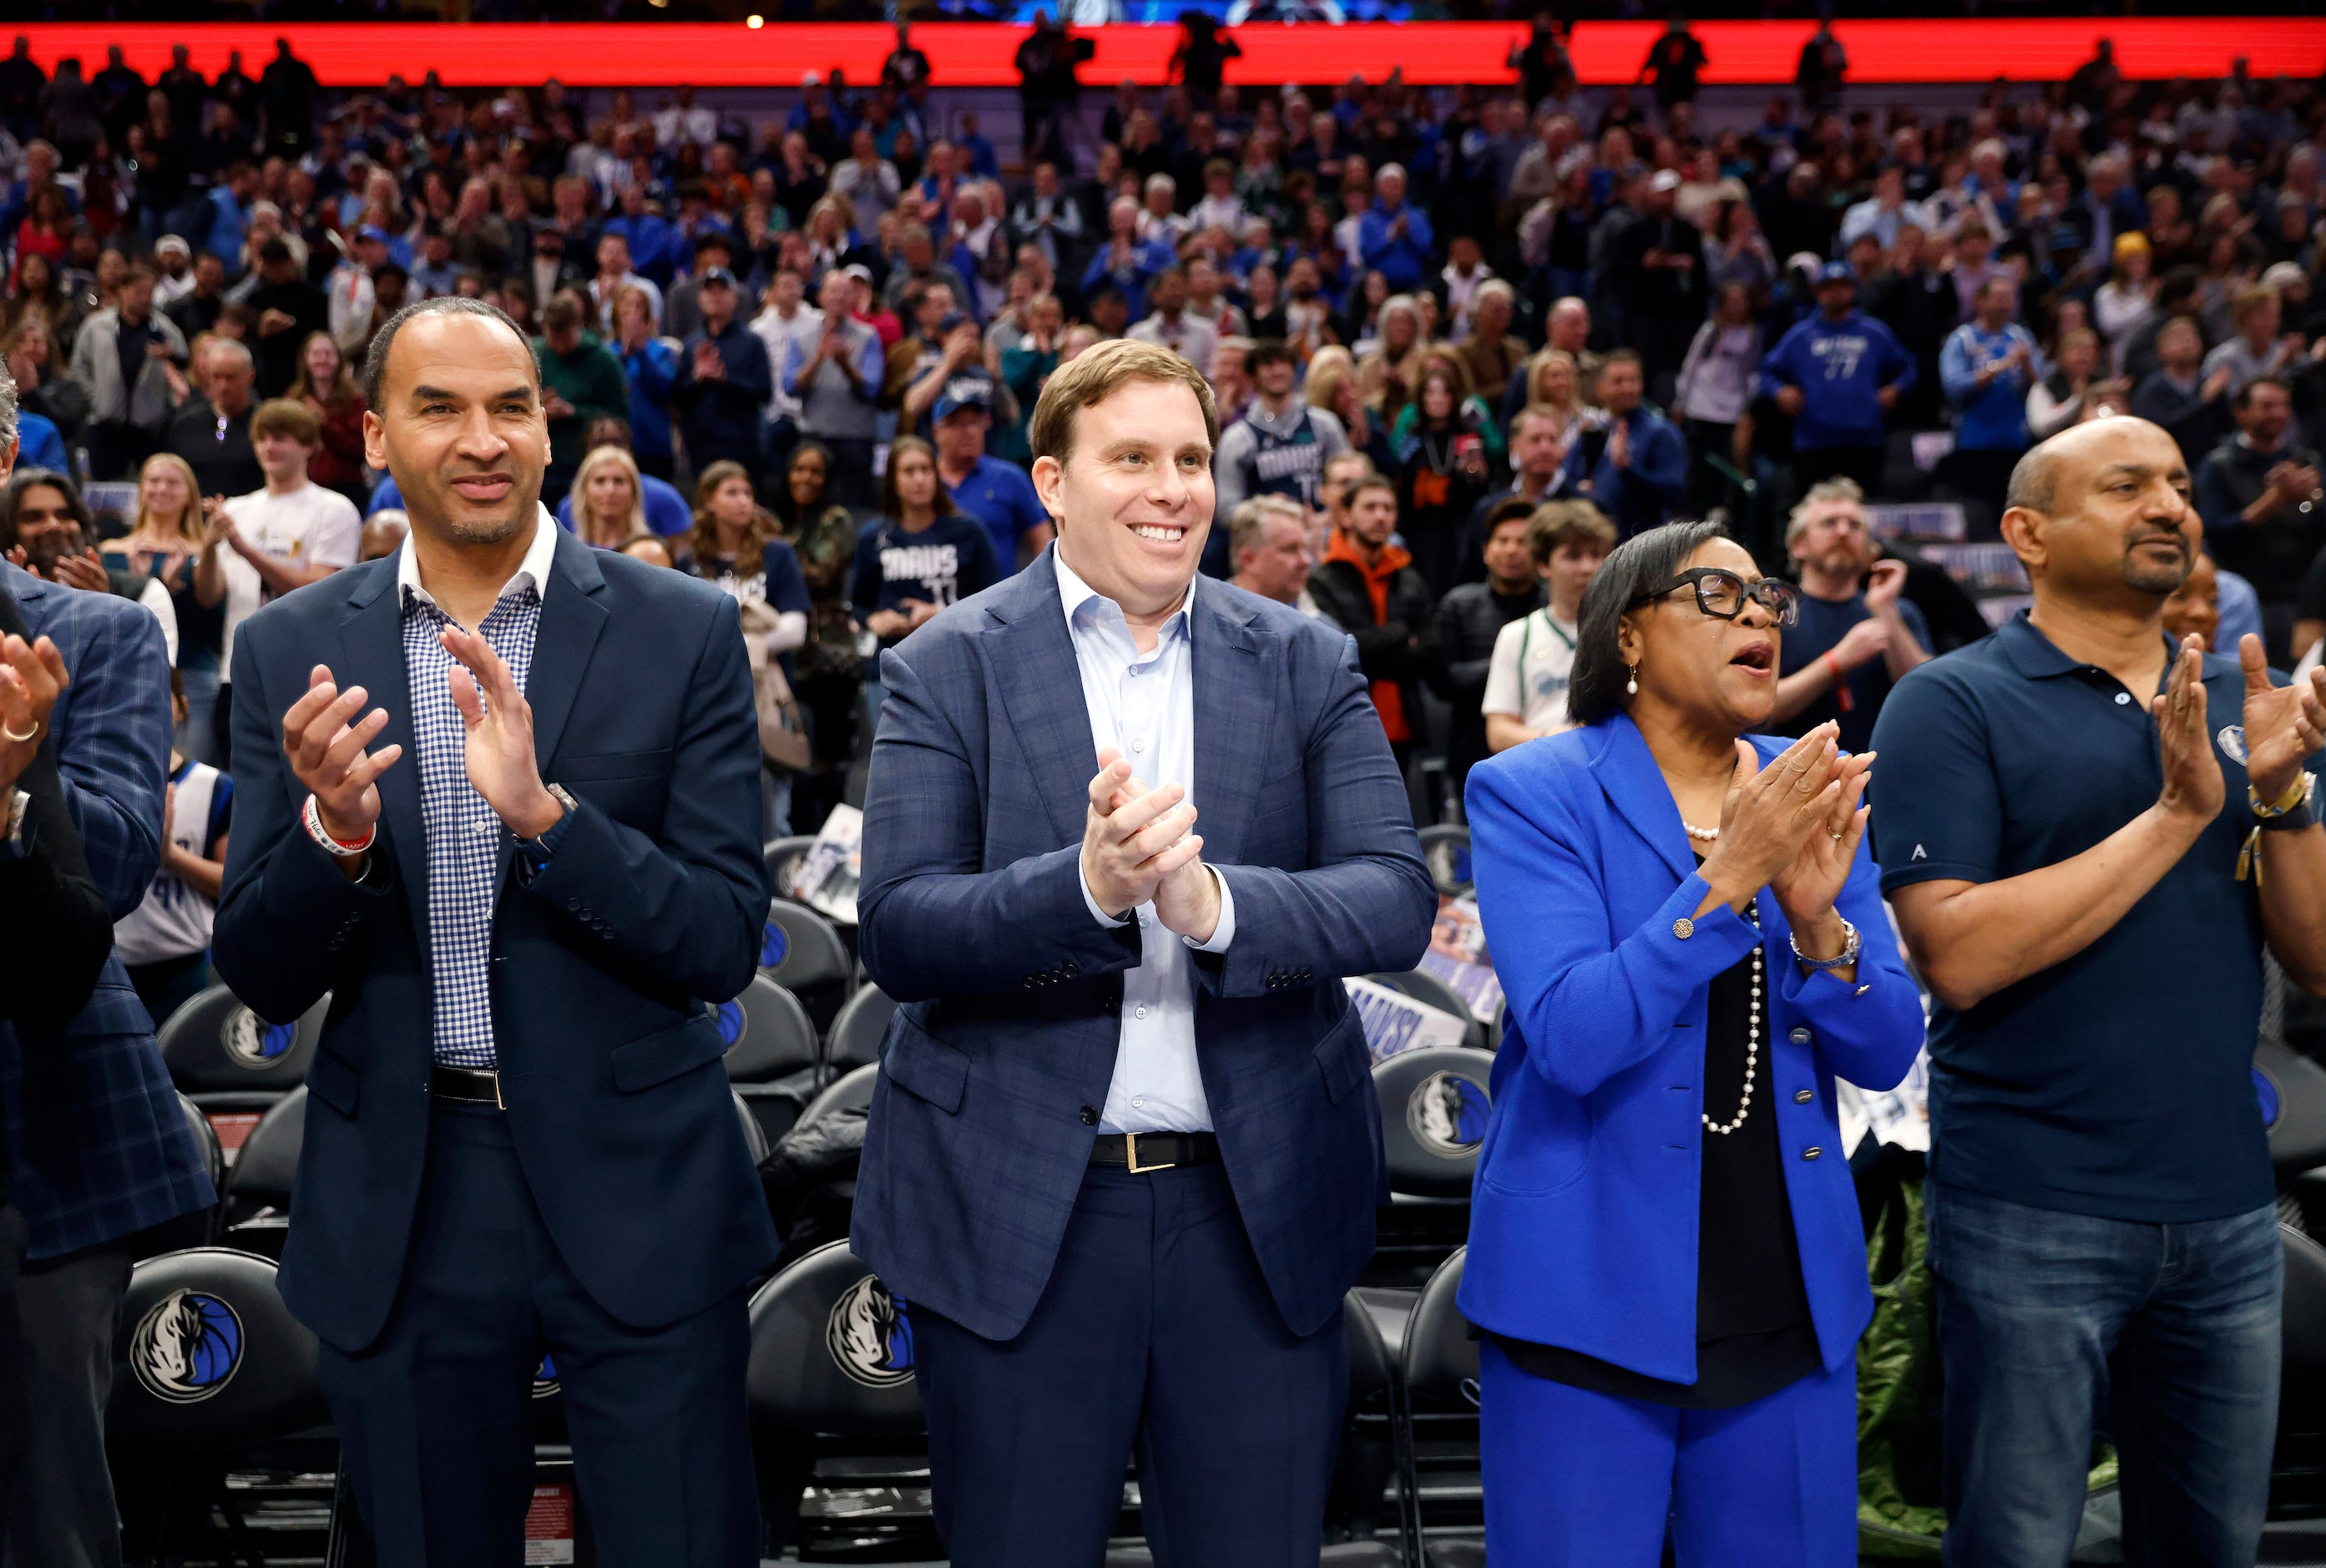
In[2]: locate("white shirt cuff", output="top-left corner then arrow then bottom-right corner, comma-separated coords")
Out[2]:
1080,857 -> 1131,928
1186,865 -> 1235,953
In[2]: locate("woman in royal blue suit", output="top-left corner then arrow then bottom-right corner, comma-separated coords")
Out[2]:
1462,519 -> 1924,1565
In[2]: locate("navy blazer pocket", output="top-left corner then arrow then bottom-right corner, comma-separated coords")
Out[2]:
556,747 -> 674,782
306,1047 -> 361,1115
609,1014 -> 727,1093
1313,1008 -> 1370,1105
882,1013 -> 968,1115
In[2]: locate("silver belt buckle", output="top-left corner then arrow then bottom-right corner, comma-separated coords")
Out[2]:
1124,1131 -> 1175,1174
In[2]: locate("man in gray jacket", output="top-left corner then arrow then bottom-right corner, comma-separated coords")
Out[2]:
67,261 -> 186,480
781,268 -> 885,510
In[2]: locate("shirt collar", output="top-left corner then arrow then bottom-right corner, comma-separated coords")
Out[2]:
1996,609 -> 2183,682
398,503 -> 559,618
1054,545 -> 1196,649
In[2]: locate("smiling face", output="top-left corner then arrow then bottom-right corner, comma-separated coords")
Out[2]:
1619,537 -> 1783,734
1034,376 -> 1216,618
362,308 -> 547,547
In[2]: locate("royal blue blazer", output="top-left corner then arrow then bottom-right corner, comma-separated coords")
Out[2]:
1458,715 -> 1924,1385
214,530 -> 778,1354
851,549 -> 1437,1343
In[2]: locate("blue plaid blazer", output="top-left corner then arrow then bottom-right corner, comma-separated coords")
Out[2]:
0,562 -> 215,1258
852,549 -> 1437,1342
214,531 -> 777,1354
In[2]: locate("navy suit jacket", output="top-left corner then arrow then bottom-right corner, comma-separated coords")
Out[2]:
1458,717 -> 1924,1383
214,529 -> 778,1353
851,549 -> 1437,1343
0,563 -> 215,1258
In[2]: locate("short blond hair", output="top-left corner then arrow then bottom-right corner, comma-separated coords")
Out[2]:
571,443 -> 645,541
1029,338 -> 1220,468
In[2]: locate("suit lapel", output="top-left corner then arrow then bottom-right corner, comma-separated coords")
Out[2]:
1190,588 -> 1266,868
1592,713 -> 1700,885
336,572 -> 431,966
527,531 -> 610,774
986,552 -> 1104,848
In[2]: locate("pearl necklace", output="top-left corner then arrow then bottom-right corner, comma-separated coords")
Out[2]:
1683,821 -> 1720,842
1703,897 -> 1762,1136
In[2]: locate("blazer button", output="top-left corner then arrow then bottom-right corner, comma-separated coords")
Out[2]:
567,898 -> 581,911
1672,918 -> 1694,939
1080,1105 -> 1100,1125
1802,1146 -> 1823,1161
1793,1089 -> 1813,1104
1064,961 -> 1080,977
1788,1027 -> 1812,1044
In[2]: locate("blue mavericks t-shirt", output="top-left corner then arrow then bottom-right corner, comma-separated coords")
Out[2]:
1777,592 -> 1930,754
946,455 -> 1048,574
1867,615 -> 2288,1225
850,513 -> 1001,630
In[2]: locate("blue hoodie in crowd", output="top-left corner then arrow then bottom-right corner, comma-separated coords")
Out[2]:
1758,308 -> 1917,453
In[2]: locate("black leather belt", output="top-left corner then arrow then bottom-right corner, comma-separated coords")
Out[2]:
430,1065 -> 503,1107
1090,1131 -> 1218,1172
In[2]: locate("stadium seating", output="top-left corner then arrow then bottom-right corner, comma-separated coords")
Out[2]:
1368,969 -> 1489,1054
826,982 -> 900,1078
719,974 -> 825,1148
1415,824 -> 1474,898
133,1095 -> 224,1262
1396,1247 -> 1483,1568
761,898 -> 857,1032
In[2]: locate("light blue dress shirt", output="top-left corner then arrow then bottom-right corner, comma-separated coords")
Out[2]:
1056,549 -> 1237,1134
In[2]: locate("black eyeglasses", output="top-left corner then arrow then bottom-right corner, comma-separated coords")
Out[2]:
1629,567 -> 1802,629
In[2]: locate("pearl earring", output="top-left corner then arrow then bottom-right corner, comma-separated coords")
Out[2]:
1626,664 -> 1640,696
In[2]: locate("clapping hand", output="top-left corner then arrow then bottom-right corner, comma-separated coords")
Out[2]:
441,626 -> 564,839
1768,745 -> 1874,948
2238,632 -> 2326,805
1096,753 -> 1221,942
281,665 -> 402,845
1081,747 -> 1202,919
0,634 -> 68,797
2154,635 -> 2225,824
51,547 -> 110,593
1697,723 -> 1848,916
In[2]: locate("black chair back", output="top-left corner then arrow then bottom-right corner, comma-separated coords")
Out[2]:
733,1088 -> 771,1165
108,1248 -> 327,1452
1366,970 -> 1489,1054
1416,824 -> 1473,896
715,975 -> 821,1082
761,899 -> 855,1029
746,1239 -> 924,1437
156,985 -> 329,1095
764,835 -> 821,902
2259,1039 -> 2326,1179
181,1092 -> 225,1196
225,1087 -> 306,1214
133,1097 -> 225,1262
1397,1247 -> 1479,1567
1373,1048 -> 1495,1199
826,984 -> 899,1075
796,1061 -> 880,1130
2283,1225 -> 2326,1443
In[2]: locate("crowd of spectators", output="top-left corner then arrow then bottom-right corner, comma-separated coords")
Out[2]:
5,29 -> 2326,993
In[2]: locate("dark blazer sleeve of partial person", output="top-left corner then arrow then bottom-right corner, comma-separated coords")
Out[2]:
514,594 -> 771,1004
215,619 -> 398,1024
50,594 -> 171,919
857,634 -> 1146,1002
1193,629 -> 1436,998
0,746 -> 115,1035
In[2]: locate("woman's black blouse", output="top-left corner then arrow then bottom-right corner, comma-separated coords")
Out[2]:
1494,879 -> 1821,1409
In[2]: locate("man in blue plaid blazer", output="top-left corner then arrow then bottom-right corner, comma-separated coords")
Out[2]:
853,341 -> 1436,1568
0,476 -> 215,1562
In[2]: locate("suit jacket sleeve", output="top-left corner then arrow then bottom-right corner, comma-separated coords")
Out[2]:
1193,635 -> 1435,999
0,745 -> 114,1034
855,638 -> 1146,1002
56,595 -> 172,919
516,595 -> 771,1004
213,620 -> 397,1024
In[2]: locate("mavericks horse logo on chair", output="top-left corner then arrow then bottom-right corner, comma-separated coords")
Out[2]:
222,1006 -> 297,1070
826,1273 -> 915,1388
1407,1071 -> 1491,1158
129,1289 -> 245,1404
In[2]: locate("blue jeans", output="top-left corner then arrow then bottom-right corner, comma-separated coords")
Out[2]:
1925,1181 -> 2282,1568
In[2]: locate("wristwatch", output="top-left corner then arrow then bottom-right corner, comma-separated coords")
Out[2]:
517,783 -> 579,852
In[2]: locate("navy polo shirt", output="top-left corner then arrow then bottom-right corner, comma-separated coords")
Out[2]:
946,455 -> 1049,574
1868,611 -> 2298,1224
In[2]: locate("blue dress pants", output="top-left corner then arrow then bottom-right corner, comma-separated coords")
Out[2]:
1478,1337 -> 1858,1566
1926,1181 -> 2281,1568
316,1101 -> 759,1568
912,1161 -> 1347,1568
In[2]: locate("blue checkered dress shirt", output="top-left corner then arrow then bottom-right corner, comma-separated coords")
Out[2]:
402,574 -> 542,1069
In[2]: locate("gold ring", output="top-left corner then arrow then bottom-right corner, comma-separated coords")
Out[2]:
2,718 -> 38,744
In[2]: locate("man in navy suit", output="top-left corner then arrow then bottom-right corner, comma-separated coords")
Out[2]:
853,338 -> 1436,1567
214,296 -> 776,1566
0,402 -> 215,1565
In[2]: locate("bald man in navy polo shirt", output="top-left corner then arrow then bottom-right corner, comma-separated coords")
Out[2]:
1871,416 -> 2326,1567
